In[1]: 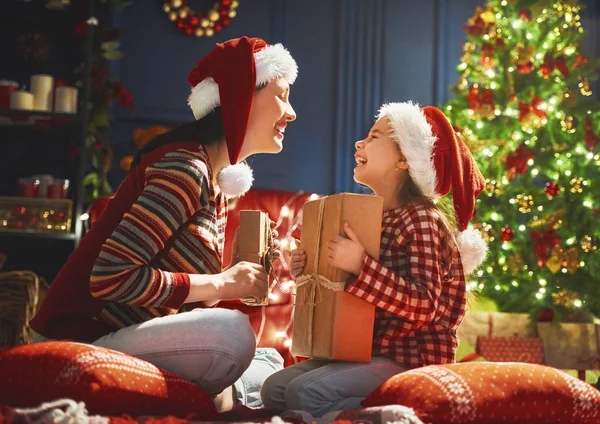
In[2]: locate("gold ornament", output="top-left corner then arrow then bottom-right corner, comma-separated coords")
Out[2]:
168,11 -> 178,21
171,0 -> 182,8
200,18 -> 210,28
507,254 -> 524,274
457,76 -> 468,90
485,178 -> 502,195
229,10 -> 237,18
515,45 -> 535,66
516,193 -> 534,214
232,0 -> 239,8
560,115 -> 577,133
178,8 -> 188,19
480,9 -> 496,25
208,9 -> 220,22
474,222 -> 495,242
195,28 -> 205,37
579,78 -> 593,96
463,42 -> 476,53
163,4 -> 171,13
546,246 -> 579,274
205,28 -> 215,37
580,235 -> 597,253
570,177 -> 584,193
551,289 -> 580,308
528,209 -> 566,230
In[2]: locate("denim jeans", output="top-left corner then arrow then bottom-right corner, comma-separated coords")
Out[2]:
261,356 -> 407,417
36,308 -> 284,408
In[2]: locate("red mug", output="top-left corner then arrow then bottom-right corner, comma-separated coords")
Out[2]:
18,177 -> 40,198
47,179 -> 69,199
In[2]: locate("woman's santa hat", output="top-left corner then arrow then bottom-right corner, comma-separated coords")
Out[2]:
378,102 -> 488,274
187,36 -> 298,197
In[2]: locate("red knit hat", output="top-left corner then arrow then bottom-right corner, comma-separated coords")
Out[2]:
187,37 -> 297,197
378,102 -> 487,274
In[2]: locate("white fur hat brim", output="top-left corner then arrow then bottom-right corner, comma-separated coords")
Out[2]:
188,44 -> 298,120
378,102 -> 438,200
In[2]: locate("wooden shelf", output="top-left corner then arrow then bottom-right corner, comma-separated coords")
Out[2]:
0,230 -> 76,241
0,109 -> 81,128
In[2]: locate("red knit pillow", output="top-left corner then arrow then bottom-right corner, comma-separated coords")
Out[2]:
0,341 -> 217,418
362,362 -> 600,424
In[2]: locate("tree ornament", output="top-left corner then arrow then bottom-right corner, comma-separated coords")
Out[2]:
551,289 -> 580,308
516,193 -> 534,213
500,227 -> 515,242
560,115 -> 577,133
579,235 -> 597,253
570,177 -> 584,193
544,182 -> 561,199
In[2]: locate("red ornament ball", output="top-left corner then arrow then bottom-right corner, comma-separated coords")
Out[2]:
545,181 -> 561,198
519,8 -> 531,22
214,23 -> 223,32
500,227 -> 515,242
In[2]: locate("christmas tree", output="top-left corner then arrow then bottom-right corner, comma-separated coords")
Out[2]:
443,0 -> 600,320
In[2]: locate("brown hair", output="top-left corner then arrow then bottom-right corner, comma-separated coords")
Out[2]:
398,176 -> 458,245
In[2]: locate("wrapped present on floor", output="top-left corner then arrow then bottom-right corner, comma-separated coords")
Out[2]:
291,193 -> 382,362
458,312 -> 544,364
237,210 -> 272,306
537,321 -> 600,380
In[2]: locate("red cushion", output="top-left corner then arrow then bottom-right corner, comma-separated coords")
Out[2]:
362,362 -> 600,424
0,341 -> 217,418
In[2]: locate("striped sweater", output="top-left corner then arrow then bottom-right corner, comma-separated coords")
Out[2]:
90,146 -> 226,329
30,143 -> 227,341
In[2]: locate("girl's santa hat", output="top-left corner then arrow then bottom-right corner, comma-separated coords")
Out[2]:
187,36 -> 298,197
378,102 -> 488,274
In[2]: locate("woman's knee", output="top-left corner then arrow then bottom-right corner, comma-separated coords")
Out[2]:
186,308 -> 256,362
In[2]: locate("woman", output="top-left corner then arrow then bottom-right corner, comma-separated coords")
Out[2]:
30,37 -> 298,411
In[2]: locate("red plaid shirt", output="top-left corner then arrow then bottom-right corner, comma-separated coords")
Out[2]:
346,203 -> 467,368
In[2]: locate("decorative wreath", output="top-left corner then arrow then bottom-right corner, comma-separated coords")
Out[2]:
162,0 -> 239,38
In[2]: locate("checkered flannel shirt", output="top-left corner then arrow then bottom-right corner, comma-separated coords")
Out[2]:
346,203 -> 467,368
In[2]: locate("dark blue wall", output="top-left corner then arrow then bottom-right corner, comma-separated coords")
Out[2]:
109,0 -> 599,196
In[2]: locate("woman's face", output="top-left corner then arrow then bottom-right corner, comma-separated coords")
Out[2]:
239,78 -> 296,159
353,118 -> 407,191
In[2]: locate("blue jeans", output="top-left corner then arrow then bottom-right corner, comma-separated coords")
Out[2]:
261,356 -> 407,417
36,308 -> 284,408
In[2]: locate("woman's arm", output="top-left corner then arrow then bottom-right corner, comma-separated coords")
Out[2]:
90,150 -> 211,309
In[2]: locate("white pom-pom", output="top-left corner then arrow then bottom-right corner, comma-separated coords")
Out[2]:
216,162 -> 254,197
456,228 -> 488,275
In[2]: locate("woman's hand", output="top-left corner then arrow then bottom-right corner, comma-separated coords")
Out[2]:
217,261 -> 268,301
327,222 -> 365,275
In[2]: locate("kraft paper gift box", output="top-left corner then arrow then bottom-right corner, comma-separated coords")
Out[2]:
291,193 -> 382,362
537,322 -> 600,372
237,210 -> 272,306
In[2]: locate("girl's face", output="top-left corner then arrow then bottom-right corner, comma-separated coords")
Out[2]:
354,117 -> 408,193
239,78 -> 296,160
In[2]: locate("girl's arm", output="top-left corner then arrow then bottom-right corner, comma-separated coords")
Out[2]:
346,208 -> 454,327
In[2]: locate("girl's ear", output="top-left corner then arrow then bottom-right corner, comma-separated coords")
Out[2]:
397,160 -> 409,171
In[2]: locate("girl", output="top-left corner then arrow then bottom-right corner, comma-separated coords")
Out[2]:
261,102 -> 487,417
30,37 -> 298,411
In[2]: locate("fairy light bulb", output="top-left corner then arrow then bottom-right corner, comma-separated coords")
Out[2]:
280,206 -> 290,217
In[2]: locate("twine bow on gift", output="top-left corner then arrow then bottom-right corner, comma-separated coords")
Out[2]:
295,198 -> 345,353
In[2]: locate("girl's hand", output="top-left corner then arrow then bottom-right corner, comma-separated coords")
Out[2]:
288,240 -> 306,278
327,222 -> 365,275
